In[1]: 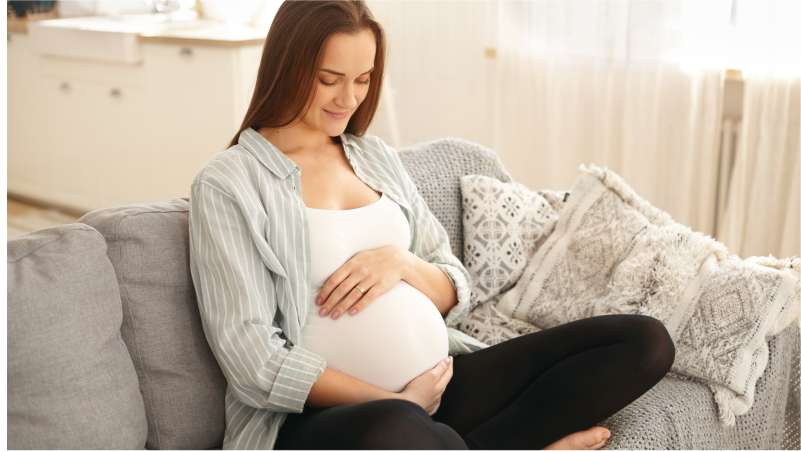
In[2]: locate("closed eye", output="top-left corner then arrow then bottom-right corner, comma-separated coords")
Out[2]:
320,78 -> 371,86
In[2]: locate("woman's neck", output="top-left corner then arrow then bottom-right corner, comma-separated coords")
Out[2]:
258,124 -> 338,156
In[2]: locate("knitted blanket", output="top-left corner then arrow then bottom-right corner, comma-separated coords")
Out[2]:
484,165 -> 801,427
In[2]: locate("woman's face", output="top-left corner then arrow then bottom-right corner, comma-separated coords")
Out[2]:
302,29 -> 376,139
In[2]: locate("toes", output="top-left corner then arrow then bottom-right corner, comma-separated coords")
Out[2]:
589,438 -> 608,450
587,427 -> 610,448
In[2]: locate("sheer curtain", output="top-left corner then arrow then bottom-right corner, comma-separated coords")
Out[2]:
491,0 -> 731,237
491,0 -> 799,257
716,0 -> 800,258
718,78 -> 800,258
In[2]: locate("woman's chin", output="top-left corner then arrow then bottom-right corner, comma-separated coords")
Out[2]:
321,124 -> 346,136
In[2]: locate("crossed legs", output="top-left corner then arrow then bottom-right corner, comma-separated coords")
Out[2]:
275,313 -> 675,449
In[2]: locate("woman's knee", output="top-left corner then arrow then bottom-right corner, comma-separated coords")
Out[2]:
626,314 -> 676,379
357,399 -> 467,449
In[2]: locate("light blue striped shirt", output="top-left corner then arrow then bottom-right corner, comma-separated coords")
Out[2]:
188,127 -> 489,449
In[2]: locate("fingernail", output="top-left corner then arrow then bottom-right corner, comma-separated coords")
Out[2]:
349,308 -> 357,315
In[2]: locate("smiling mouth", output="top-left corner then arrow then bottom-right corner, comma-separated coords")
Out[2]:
324,109 -> 350,119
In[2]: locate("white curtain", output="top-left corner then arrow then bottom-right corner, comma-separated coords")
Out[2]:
717,0 -> 801,259
719,77 -> 800,258
491,0 -> 731,237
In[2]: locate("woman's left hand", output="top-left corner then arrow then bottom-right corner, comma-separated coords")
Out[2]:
317,244 -> 413,319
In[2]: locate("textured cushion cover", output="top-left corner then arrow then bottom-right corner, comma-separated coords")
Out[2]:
7,223 -> 147,449
447,174 -> 559,346
496,164 -> 801,426
79,199 -> 226,450
459,174 -> 558,307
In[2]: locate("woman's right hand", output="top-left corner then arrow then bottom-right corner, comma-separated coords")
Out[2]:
399,356 -> 453,415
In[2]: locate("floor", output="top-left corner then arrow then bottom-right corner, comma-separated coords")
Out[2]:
7,197 -> 82,240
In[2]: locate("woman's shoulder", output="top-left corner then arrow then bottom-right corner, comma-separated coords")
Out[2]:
191,144 -> 263,198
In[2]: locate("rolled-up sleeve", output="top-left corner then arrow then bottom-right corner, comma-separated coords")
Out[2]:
377,139 -> 473,328
188,179 -> 326,413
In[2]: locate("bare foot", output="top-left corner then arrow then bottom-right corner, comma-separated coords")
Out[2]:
542,426 -> 611,450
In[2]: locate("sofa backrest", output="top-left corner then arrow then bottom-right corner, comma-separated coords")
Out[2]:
398,137 -> 513,262
74,137 -> 512,449
7,224 -> 148,449
78,198 -> 224,450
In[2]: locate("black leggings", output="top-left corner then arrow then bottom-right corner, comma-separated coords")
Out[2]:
275,313 -> 675,449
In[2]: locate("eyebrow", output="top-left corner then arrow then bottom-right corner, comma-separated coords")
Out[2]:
319,67 -> 375,77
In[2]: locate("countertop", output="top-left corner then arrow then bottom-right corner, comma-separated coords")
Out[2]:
139,22 -> 266,47
8,14 -> 266,47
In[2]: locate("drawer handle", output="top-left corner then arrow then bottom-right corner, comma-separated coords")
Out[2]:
179,47 -> 194,57
59,82 -> 71,92
110,88 -> 122,98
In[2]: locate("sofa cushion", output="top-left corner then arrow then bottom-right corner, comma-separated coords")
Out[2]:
7,223 -> 148,449
79,199 -> 226,450
496,164 -> 801,425
459,174 -> 559,308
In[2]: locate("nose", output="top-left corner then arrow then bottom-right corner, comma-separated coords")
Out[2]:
335,82 -> 359,111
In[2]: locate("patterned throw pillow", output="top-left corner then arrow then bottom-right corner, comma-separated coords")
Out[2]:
458,174 -> 559,309
495,164 -> 801,426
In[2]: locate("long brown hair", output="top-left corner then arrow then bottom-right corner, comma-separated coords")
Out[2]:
227,0 -> 386,149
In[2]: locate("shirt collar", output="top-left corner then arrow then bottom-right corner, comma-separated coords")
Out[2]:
238,127 -> 357,180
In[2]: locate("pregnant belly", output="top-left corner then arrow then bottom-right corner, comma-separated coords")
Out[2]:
301,281 -> 450,393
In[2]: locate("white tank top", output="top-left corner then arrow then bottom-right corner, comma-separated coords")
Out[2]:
300,192 -> 450,393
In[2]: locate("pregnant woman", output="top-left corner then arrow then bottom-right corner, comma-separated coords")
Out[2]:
188,1 -> 675,449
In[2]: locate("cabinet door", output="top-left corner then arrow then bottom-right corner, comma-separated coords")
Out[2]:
77,81 -> 150,207
142,43 -> 240,197
37,75 -> 148,209
7,33 -> 48,198
10,38 -> 263,210
36,75 -> 88,206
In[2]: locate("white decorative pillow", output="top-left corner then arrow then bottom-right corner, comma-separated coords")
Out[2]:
459,174 -> 559,309
496,164 -> 801,426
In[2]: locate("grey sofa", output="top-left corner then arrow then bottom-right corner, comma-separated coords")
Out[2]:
8,138 -> 800,450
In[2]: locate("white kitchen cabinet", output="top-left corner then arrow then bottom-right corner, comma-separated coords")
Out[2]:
7,33 -> 48,201
138,42 -> 258,201
7,30 -> 262,211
